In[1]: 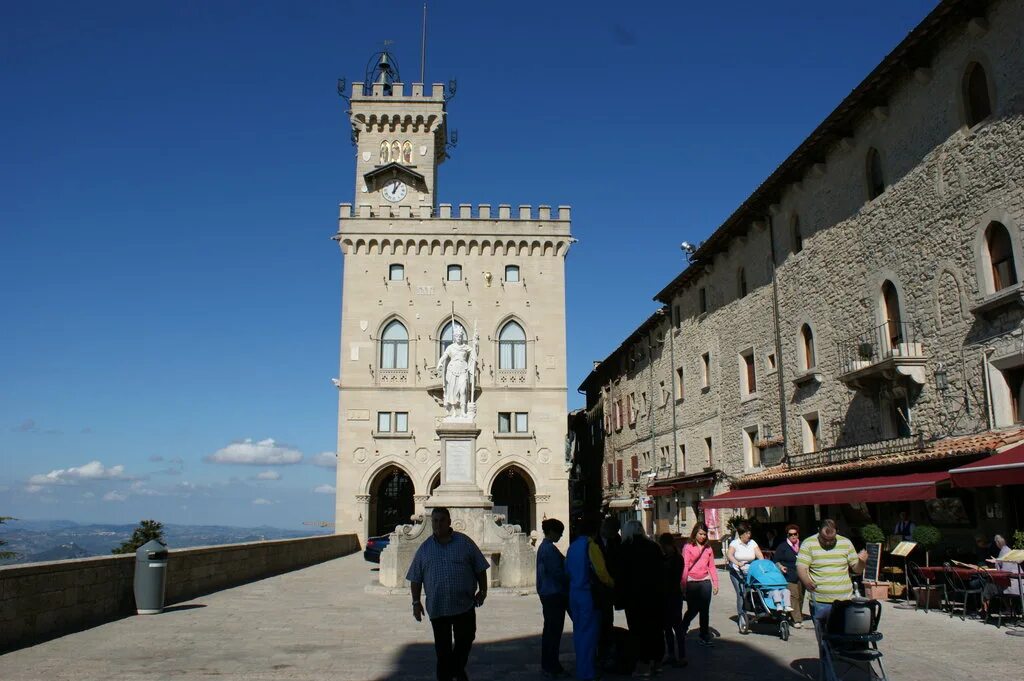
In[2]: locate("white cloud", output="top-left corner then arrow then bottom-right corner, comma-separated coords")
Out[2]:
103,490 -> 128,502
313,484 -> 336,494
255,470 -> 281,481
130,481 -> 162,496
28,460 -> 128,486
24,484 -> 45,493
252,498 -> 273,505
205,438 -> 303,465
310,451 -> 337,468
83,491 -> 95,499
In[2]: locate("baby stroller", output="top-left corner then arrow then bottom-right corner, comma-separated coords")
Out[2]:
734,559 -> 792,640
813,597 -> 887,681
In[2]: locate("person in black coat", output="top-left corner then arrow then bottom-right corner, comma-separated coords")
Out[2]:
772,523 -> 805,627
595,516 -> 621,669
617,521 -> 666,678
658,533 -> 686,667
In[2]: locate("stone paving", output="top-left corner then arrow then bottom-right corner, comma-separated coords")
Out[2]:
3,552 -> 1019,680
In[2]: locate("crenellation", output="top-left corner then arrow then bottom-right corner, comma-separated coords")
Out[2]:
499,204 -> 511,219
518,205 -> 531,220
439,203 -> 452,218
350,81 -> 446,102
459,203 -> 472,218
338,202 -> 572,224
479,204 -> 491,219
538,205 -> 551,220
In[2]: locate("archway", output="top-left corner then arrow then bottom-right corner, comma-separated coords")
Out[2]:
489,465 -> 535,533
370,465 -> 415,536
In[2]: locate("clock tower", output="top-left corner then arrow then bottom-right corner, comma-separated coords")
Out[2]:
348,52 -> 448,212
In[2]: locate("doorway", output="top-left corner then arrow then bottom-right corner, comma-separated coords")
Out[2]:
371,466 -> 415,536
490,466 -> 534,533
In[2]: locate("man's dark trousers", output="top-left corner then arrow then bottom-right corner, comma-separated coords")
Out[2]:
540,593 -> 568,673
430,607 -> 476,681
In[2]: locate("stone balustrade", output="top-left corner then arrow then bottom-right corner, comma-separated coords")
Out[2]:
0,533 -> 359,651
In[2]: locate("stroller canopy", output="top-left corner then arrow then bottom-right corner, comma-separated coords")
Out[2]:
745,559 -> 789,588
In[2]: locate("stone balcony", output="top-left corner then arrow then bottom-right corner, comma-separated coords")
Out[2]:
836,319 -> 927,391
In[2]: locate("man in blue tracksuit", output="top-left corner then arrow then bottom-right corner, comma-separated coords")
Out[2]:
566,516 -> 615,681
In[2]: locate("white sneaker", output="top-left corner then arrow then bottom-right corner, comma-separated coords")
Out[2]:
785,606 -> 794,612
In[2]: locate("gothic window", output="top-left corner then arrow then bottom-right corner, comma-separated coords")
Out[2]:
380,320 -> 409,369
964,62 -> 992,127
737,267 -> 748,298
391,141 -> 402,163
379,141 -> 389,164
800,324 -> 816,370
402,141 -> 413,164
791,215 -> 803,254
498,321 -> 527,370
881,280 -> 904,347
986,221 -> 1017,292
867,148 -> 885,200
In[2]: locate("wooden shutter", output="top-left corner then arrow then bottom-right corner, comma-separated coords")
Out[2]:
616,459 -> 624,484
630,455 -> 639,480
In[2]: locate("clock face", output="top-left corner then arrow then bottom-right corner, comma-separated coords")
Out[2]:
382,179 -> 407,202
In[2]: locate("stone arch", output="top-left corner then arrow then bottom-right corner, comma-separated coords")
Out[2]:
354,238 -> 366,255
417,239 -> 429,256
430,239 -> 442,256
443,239 -> 455,256
367,463 -> 416,537
367,238 -> 380,255
480,239 -> 492,256
933,266 -> 966,331
485,462 -> 537,534
973,206 -> 1022,297
958,51 -> 998,129
467,239 -> 480,256
530,240 -> 542,256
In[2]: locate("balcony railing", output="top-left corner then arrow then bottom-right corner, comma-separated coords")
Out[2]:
786,432 -> 924,469
836,320 -> 926,385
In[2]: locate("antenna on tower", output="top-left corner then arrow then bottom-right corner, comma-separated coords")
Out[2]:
420,2 -> 428,84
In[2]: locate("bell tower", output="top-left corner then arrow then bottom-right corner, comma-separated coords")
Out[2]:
346,51 -> 449,212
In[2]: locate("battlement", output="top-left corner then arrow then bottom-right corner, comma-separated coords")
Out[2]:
338,203 -> 571,222
350,82 -> 447,101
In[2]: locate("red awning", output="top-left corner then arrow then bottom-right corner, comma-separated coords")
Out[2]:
950,444 -> 1024,488
647,486 -> 674,497
646,473 -> 716,497
701,471 -> 950,509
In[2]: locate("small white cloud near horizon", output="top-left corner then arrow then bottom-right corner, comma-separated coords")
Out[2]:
256,470 -> 281,480
103,490 -> 128,502
25,484 -> 45,493
310,451 -> 337,468
29,460 -> 129,486
252,497 -> 273,505
313,484 -> 336,494
206,438 -> 303,465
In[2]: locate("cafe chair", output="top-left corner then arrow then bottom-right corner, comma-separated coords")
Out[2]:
942,561 -> 983,621
980,571 -> 1016,628
906,561 -> 943,613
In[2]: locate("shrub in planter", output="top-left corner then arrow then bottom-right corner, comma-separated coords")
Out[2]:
860,524 -> 886,545
912,525 -> 942,566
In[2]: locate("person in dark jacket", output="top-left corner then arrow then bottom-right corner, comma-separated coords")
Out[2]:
773,523 -> 804,628
617,521 -> 666,678
536,518 -> 570,678
658,533 -> 686,667
595,515 -> 621,669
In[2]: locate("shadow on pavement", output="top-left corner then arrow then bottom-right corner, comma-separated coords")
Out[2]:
380,628 -> 811,681
161,603 -> 208,613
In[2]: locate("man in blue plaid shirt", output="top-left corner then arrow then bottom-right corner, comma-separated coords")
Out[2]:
408,507 -> 490,681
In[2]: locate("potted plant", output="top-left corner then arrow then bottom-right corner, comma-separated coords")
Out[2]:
858,342 -> 875,360
912,525 -> 942,566
859,524 -> 890,599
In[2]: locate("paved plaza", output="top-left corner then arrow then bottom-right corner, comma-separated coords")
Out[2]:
3,552 -> 1018,680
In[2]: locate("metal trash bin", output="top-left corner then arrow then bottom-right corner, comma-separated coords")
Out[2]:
134,539 -> 169,614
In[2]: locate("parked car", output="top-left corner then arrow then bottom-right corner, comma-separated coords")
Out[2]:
363,535 -> 391,563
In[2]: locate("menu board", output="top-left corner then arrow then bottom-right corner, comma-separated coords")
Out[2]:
891,541 -> 917,558
864,542 -> 883,582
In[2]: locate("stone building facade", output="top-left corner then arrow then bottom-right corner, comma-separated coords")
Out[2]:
333,73 -> 573,545
578,0 -> 1024,543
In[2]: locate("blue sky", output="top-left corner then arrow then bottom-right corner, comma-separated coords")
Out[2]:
0,0 -> 938,528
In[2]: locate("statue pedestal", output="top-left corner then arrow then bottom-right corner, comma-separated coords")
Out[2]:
378,420 -> 536,589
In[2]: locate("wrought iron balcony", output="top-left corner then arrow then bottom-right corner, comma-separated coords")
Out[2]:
786,432 -> 925,470
836,320 -> 927,390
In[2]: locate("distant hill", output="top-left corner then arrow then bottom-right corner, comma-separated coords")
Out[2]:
0,520 -> 330,566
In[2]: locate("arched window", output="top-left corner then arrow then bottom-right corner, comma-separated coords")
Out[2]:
388,263 -> 404,281
380,320 -> 409,369
791,215 -> 803,254
498,321 -> 527,370
504,265 -> 520,283
379,141 -> 389,164
402,141 -> 413,164
867,148 -> 885,200
800,324 -> 816,371
447,264 -> 462,281
881,281 -> 903,348
737,268 -> 748,298
439,320 -> 466,358
986,221 -> 1017,292
964,62 -> 992,127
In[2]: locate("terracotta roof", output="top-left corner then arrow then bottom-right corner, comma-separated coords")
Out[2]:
733,427 -> 1024,487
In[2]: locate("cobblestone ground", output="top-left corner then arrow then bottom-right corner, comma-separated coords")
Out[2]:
3,552 -> 1019,680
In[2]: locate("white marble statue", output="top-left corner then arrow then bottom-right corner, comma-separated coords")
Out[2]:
436,326 -> 478,419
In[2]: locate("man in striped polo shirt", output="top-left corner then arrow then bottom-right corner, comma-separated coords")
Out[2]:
796,519 -> 868,625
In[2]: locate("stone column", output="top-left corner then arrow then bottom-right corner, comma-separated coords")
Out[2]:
355,494 -> 371,539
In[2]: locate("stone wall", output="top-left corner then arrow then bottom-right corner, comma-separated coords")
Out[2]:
0,533 -> 359,651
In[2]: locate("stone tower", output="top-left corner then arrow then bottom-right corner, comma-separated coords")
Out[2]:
333,56 -> 574,565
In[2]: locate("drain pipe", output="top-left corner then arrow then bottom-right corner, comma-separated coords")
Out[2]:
766,213 -> 790,458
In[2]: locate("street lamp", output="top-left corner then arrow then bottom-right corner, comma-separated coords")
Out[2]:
934,363 -> 949,392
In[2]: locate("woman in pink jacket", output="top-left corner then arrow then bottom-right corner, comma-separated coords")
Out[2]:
679,522 -> 720,660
